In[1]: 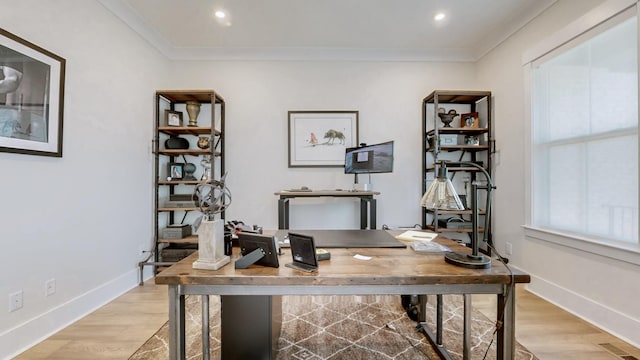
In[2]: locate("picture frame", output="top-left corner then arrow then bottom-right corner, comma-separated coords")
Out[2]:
464,135 -> 480,146
288,110 -> 359,167
168,162 -> 184,180
0,28 -> 66,157
460,112 -> 480,128
165,110 -> 183,127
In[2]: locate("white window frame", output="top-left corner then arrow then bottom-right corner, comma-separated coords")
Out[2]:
522,0 -> 640,266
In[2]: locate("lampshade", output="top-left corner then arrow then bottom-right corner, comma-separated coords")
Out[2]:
420,162 -> 464,210
421,160 -> 493,269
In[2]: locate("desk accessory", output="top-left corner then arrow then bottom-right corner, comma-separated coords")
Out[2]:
437,217 -> 472,229
192,218 -> 230,270
162,224 -> 192,239
165,109 -> 183,126
197,136 -> 210,149
186,101 -> 201,127
285,232 -> 319,272
287,186 -> 311,192
235,233 -> 280,269
192,173 -> 232,270
316,249 -> 331,261
183,162 -> 197,180
165,136 -> 189,149
437,108 -> 459,128
395,230 -> 437,242
200,155 -> 212,181
168,162 -> 185,180
421,160 -> 494,269
409,241 -> 450,253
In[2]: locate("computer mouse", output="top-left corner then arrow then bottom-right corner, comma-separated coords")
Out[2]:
301,186 -> 309,190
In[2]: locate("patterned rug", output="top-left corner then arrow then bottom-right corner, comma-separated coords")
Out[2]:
129,295 -> 537,360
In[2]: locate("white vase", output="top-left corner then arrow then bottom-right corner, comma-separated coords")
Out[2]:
192,218 -> 230,270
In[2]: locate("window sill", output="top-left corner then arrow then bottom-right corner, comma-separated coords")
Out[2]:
522,226 -> 640,266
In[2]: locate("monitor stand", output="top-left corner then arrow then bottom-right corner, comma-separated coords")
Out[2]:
353,174 -> 371,191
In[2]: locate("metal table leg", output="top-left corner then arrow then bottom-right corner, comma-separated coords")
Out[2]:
370,197 -> 376,229
419,294 -> 454,360
463,294 -> 471,359
437,294 -> 443,345
360,198 -> 367,229
202,295 -> 210,360
497,284 -> 516,360
168,285 -> 185,360
277,198 -> 288,229
359,197 -> 377,229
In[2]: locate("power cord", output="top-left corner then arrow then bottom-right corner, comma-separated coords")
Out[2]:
478,242 -> 515,360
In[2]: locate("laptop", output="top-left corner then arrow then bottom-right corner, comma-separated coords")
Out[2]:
285,232 -> 319,272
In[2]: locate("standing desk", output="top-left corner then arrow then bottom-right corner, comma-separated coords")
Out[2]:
155,231 -> 530,360
274,190 -> 380,229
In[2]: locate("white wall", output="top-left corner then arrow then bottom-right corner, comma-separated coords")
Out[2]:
0,3 -> 479,357
477,0 -> 640,347
0,1 -> 169,358
4,0 -> 637,357
169,61 -> 477,230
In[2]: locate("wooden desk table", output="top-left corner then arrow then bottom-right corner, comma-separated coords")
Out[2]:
156,233 -> 530,360
274,190 -> 380,229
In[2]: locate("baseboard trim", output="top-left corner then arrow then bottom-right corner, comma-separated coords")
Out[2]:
0,268 -> 140,360
526,273 -> 640,348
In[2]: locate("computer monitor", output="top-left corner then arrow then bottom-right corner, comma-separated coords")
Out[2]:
344,141 -> 394,174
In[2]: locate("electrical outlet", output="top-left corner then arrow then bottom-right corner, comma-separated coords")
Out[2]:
505,242 -> 513,256
45,279 -> 56,297
9,291 -> 23,312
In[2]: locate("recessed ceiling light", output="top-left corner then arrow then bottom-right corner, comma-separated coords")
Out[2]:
215,10 -> 226,19
434,13 -> 446,21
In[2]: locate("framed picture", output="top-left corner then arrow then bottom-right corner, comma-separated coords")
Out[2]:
168,162 -> 184,180
464,135 -> 480,146
0,28 -> 66,157
460,112 -> 479,128
288,110 -> 359,167
165,110 -> 183,127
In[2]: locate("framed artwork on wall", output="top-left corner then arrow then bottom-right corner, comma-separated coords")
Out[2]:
0,28 -> 66,157
288,110 -> 359,167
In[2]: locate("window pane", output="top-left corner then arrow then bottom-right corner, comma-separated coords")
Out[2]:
587,136 -> 638,242
591,18 -> 638,133
546,143 -> 585,231
532,15 -> 638,245
534,17 -> 637,141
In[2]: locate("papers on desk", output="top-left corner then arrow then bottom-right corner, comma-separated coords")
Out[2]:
409,241 -> 450,253
396,230 -> 451,253
395,230 -> 438,242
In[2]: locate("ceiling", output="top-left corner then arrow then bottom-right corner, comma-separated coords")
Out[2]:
98,0 -> 557,61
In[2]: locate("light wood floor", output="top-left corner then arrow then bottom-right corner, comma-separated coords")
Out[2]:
13,282 -> 640,360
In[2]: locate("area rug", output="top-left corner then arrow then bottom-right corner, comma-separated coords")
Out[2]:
129,295 -> 537,360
